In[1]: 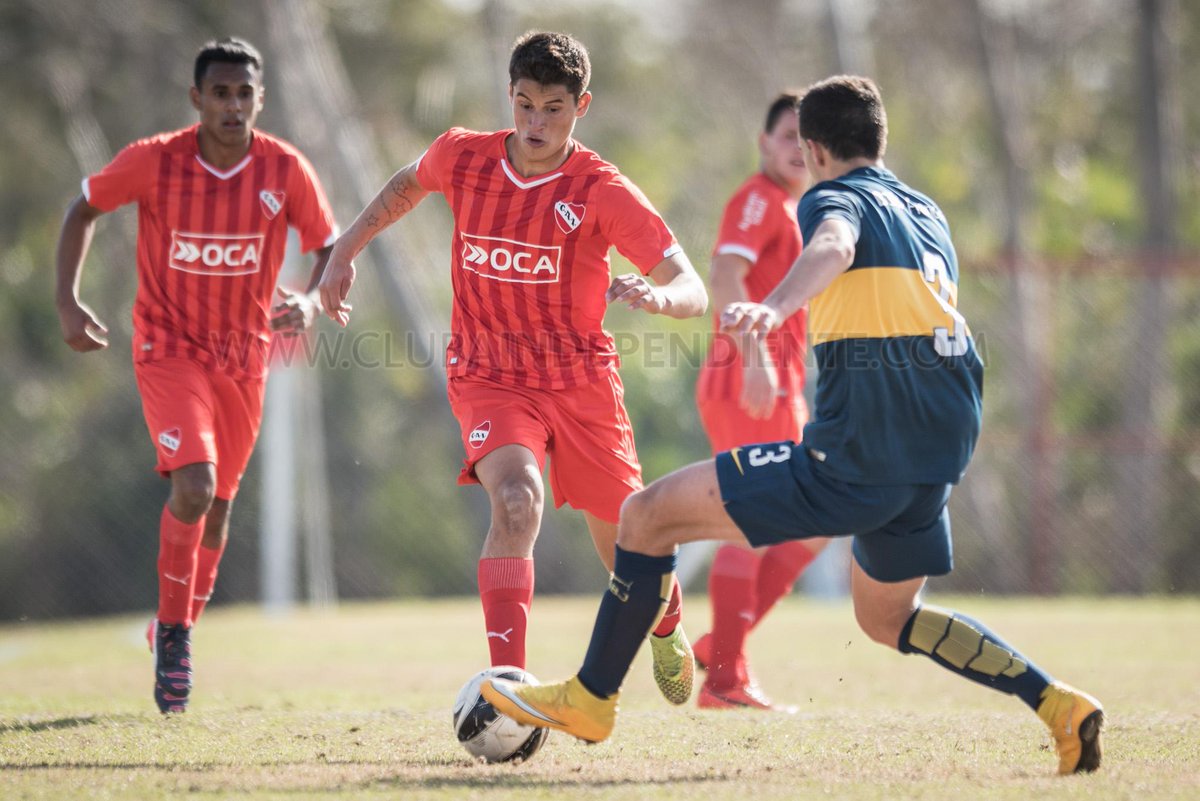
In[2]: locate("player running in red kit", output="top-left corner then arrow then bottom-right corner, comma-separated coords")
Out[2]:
54,38 -> 337,713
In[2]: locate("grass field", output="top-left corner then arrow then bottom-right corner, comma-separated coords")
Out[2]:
1,595 -> 1197,800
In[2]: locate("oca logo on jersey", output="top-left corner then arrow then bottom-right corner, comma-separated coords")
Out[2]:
460,234 -> 560,284
169,231 -> 265,276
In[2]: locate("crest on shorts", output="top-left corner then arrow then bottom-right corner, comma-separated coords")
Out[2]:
259,190 -> 285,219
554,201 -> 585,234
158,427 -> 182,456
469,420 -> 492,449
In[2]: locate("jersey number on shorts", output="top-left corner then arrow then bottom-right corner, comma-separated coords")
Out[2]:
921,252 -> 969,357
747,443 -> 792,468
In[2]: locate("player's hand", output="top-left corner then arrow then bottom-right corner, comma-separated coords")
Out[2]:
740,355 -> 780,420
606,273 -> 666,314
720,301 -> 780,338
270,287 -> 322,336
317,252 -> 356,327
57,299 -> 109,352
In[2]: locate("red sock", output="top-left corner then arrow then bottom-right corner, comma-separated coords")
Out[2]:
478,557 -> 535,668
157,505 -> 204,627
707,544 -> 760,687
190,540 -> 227,623
752,541 -> 818,626
652,573 -> 683,637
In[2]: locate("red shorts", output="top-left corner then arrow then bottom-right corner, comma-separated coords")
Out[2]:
696,394 -> 808,454
447,372 -> 642,523
134,357 -> 265,499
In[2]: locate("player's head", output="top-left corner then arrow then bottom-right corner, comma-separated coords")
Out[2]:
190,37 -> 265,149
759,91 -> 807,195
797,75 -> 887,180
509,31 -> 591,101
193,37 -> 263,90
506,32 -> 592,168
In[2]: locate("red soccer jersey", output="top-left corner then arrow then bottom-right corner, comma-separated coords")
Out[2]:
84,124 -> 337,381
416,127 -> 681,390
696,172 -> 808,403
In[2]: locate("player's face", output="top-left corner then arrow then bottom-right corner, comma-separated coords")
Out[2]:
507,79 -> 590,174
190,62 -> 264,151
760,109 -> 808,194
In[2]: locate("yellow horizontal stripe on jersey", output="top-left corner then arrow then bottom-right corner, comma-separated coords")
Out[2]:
809,266 -> 968,345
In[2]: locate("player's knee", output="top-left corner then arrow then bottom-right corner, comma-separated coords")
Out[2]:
490,474 -> 543,534
170,469 -> 216,523
616,486 -> 667,552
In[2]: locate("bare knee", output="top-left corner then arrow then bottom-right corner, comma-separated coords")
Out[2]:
487,472 -> 543,546
169,465 -> 216,523
616,485 -> 672,555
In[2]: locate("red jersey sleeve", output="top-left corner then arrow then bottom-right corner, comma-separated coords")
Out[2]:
83,138 -> 157,212
415,128 -> 470,194
597,175 -> 680,275
285,151 -> 338,253
712,181 -> 773,264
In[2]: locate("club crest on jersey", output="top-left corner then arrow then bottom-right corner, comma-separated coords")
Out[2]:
469,420 -> 492,449
158,427 -> 182,456
554,200 -> 585,234
259,190 -> 285,219
459,233 -> 561,284
169,231 -> 264,276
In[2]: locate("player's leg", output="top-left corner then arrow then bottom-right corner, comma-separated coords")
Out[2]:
190,373 -> 265,624
190,498 -> 230,623
474,444 -> 545,669
136,359 -> 223,713
447,377 -> 552,670
851,487 -> 1103,774
584,510 -> 691,705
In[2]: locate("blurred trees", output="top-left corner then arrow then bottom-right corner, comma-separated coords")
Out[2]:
1,0 -> 1198,619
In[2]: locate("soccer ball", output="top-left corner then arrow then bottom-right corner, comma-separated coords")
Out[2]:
452,666 -> 550,763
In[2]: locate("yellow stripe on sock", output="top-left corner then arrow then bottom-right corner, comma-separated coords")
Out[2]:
907,606 -> 952,654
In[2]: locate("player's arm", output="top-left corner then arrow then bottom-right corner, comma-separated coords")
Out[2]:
711,252 -> 778,419
55,194 -> 110,352
318,161 -> 430,326
606,250 -> 708,320
722,217 -> 855,336
270,245 -> 334,335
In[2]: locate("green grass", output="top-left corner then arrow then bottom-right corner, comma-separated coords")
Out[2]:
1,596 -> 1197,799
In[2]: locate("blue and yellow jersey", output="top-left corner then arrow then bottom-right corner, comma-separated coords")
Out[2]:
797,166 -> 983,485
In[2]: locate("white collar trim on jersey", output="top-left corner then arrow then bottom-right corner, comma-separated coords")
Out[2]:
501,158 -> 563,190
194,153 -> 253,180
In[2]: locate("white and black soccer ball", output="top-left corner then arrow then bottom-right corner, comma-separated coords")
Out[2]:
452,666 -> 550,763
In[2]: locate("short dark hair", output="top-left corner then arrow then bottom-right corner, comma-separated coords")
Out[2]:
194,37 -> 263,89
508,31 -> 590,101
764,92 -> 801,134
798,75 -> 887,161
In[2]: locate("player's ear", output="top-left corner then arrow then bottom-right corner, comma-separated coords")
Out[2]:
575,91 -> 592,118
189,84 -> 202,112
257,84 -> 266,112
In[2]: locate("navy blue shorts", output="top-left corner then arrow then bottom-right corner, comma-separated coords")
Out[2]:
714,441 -> 953,583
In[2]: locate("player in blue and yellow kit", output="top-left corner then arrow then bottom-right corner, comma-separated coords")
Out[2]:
483,75 -> 1105,776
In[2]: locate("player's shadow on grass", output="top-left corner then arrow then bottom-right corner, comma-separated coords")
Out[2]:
0,715 -> 102,734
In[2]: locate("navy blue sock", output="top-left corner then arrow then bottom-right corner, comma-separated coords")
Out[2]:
898,605 -> 1052,710
576,545 -> 677,699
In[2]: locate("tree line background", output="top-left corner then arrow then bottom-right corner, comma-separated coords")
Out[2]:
1,0 -> 1197,620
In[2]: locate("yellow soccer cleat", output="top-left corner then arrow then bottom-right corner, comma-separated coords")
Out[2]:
1036,681 -> 1105,775
482,675 -> 617,744
649,624 -> 695,705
